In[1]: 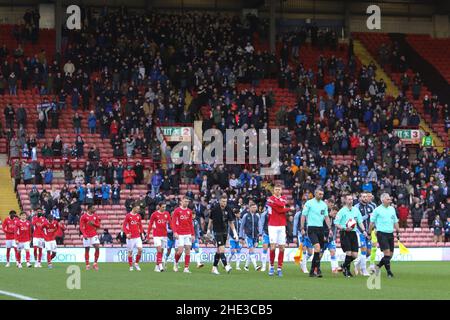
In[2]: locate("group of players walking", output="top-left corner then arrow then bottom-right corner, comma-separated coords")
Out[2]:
2,185 -> 400,278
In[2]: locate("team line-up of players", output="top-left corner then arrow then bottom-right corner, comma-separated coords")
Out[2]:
2,185 -> 400,277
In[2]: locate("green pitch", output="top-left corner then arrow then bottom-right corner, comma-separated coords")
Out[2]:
0,262 -> 449,300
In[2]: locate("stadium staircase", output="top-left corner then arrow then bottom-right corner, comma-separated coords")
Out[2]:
0,166 -> 21,220
353,33 -> 446,150
406,34 -> 450,84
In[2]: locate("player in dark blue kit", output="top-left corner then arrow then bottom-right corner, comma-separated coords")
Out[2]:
163,219 -> 176,268
321,201 -> 341,273
239,201 -> 262,271
258,205 -> 270,272
354,192 -> 376,275
228,208 -> 243,270
191,218 -> 205,268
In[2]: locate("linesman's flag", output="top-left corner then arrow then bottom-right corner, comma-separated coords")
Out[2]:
294,243 -> 303,265
398,240 -> 410,255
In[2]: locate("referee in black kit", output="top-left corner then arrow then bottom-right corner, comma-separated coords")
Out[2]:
207,194 -> 239,275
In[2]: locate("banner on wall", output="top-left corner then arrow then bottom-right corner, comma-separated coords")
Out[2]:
38,3 -> 55,29
159,126 -> 192,142
0,247 -> 449,263
393,129 -> 423,144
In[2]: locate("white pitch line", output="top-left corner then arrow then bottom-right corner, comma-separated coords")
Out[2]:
0,290 -> 37,300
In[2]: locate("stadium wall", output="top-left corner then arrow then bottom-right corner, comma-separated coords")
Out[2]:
0,6 -> 33,24
1,248 -> 449,263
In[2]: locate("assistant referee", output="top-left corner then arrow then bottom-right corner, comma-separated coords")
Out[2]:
300,188 -> 332,278
369,193 -> 400,278
207,194 -> 239,275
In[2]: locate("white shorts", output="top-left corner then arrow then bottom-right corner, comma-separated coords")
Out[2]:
17,241 -> 30,250
126,237 -> 143,251
175,234 -> 192,247
32,237 -> 45,248
5,239 -> 16,248
268,226 -> 286,246
153,236 -> 167,248
83,235 -> 100,247
45,240 -> 57,252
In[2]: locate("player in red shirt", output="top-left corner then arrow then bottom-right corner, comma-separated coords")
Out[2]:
122,203 -> 144,272
32,208 -> 47,268
2,210 -> 18,267
171,196 -> 195,273
79,205 -> 101,271
266,184 -> 292,277
15,212 -> 32,268
43,215 -> 59,269
148,202 -> 172,272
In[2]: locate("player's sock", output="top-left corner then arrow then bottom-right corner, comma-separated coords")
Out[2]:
384,256 -> 392,272
261,249 -> 268,267
235,253 -> 240,268
354,256 -> 360,269
377,256 -> 386,269
33,247 -> 38,261
213,253 -> 220,267
136,253 -> 141,264
156,252 -> 162,265
128,255 -> 133,267
311,252 -> 319,272
277,249 -> 284,269
94,248 -> 100,263
85,249 -> 90,265
316,252 -> 322,270
6,248 -> 10,262
220,253 -> 227,267
185,254 -> 190,268
301,251 -> 307,268
38,248 -> 43,263
269,249 -> 276,267
228,252 -> 235,264
47,252 -> 52,264
14,248 -> 18,262
245,252 -> 250,268
16,250 -> 21,263
175,252 -> 181,263
250,253 -> 257,269
51,252 -> 57,259
330,255 -> 338,270
342,255 -> 352,269
360,252 -> 368,273
25,251 -> 30,263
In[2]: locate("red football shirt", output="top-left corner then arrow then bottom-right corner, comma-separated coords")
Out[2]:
171,207 -> 195,236
43,220 -> 59,241
15,219 -> 32,242
122,213 -> 144,239
267,195 -> 290,227
32,216 -> 47,238
79,212 -> 101,238
2,217 -> 17,240
148,211 -> 172,237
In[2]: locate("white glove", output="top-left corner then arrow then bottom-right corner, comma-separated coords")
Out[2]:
233,230 -> 239,241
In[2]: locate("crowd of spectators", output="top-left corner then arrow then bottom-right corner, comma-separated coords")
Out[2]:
0,9 -> 448,243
